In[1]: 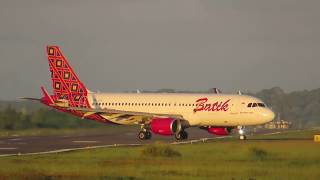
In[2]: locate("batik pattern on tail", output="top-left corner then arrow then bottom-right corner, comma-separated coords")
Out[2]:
46,46 -> 90,108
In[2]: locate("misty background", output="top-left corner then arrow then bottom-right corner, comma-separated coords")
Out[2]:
1,0 -> 320,100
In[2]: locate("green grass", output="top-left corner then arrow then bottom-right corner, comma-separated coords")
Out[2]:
252,129 -> 320,140
141,142 -> 181,158
0,134 -> 320,180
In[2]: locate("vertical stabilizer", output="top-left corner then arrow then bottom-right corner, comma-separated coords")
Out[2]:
46,46 -> 90,108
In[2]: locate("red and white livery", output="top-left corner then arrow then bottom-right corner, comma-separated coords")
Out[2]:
23,46 -> 275,140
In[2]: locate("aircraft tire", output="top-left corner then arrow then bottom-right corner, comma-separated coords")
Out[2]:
239,135 -> 247,140
181,131 -> 188,140
175,131 -> 188,141
138,131 -> 147,140
145,131 -> 152,139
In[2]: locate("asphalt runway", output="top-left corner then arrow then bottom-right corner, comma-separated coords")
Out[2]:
0,128 -> 214,155
0,128 -> 306,156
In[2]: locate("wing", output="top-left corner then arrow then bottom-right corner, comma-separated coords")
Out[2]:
68,107 -> 183,125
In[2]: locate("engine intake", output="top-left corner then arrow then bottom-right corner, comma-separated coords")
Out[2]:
150,118 -> 181,136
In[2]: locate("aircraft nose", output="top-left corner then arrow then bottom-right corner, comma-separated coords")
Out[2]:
261,108 -> 275,123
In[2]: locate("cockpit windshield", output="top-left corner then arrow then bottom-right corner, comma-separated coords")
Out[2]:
247,102 -> 266,108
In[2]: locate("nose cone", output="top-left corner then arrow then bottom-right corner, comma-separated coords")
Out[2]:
260,108 -> 275,123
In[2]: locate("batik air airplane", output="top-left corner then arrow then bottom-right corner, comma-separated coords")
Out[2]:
22,46 -> 275,140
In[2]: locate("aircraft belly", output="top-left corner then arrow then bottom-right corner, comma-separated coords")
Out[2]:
100,114 -> 143,125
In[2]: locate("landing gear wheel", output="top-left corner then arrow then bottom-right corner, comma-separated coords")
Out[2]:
175,131 -> 188,141
145,131 -> 152,140
239,135 -> 247,140
138,131 -> 146,140
138,131 -> 152,140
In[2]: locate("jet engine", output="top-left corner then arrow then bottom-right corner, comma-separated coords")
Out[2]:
207,127 -> 233,136
150,118 -> 181,136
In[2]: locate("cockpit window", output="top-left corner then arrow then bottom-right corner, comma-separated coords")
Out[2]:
248,102 -> 267,108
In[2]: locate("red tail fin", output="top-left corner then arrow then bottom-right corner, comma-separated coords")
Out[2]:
46,46 -> 90,108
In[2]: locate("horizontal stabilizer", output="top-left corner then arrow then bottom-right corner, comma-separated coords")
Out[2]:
41,86 -> 54,105
18,97 -> 42,101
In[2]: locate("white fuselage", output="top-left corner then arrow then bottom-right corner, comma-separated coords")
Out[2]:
87,93 -> 275,127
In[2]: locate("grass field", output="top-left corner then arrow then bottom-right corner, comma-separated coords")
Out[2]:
0,130 -> 319,180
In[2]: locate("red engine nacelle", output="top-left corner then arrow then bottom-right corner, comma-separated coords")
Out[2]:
150,118 -> 181,136
207,127 -> 232,136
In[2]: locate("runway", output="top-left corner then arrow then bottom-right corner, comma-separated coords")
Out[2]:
0,128 -> 214,155
0,128 -> 308,156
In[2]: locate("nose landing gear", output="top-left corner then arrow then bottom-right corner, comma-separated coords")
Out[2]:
138,124 -> 152,140
238,126 -> 247,140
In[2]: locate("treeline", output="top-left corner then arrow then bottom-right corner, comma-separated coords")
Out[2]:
254,87 -> 320,128
0,106 -> 100,130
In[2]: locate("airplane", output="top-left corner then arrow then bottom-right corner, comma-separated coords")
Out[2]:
22,46 -> 275,141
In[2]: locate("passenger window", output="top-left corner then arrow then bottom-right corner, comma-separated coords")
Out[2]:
247,103 -> 252,107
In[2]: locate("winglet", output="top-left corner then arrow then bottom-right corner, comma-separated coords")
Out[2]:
41,86 -> 54,105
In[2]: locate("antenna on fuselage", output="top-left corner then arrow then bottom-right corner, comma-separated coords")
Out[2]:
209,88 -> 222,94
237,90 -> 242,95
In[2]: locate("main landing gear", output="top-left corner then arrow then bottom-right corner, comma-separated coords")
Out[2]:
175,130 -> 188,141
138,130 -> 152,140
238,126 -> 247,140
137,124 -> 189,141
138,124 -> 152,140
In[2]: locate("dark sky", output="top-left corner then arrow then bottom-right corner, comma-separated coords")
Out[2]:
1,0 -> 320,100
